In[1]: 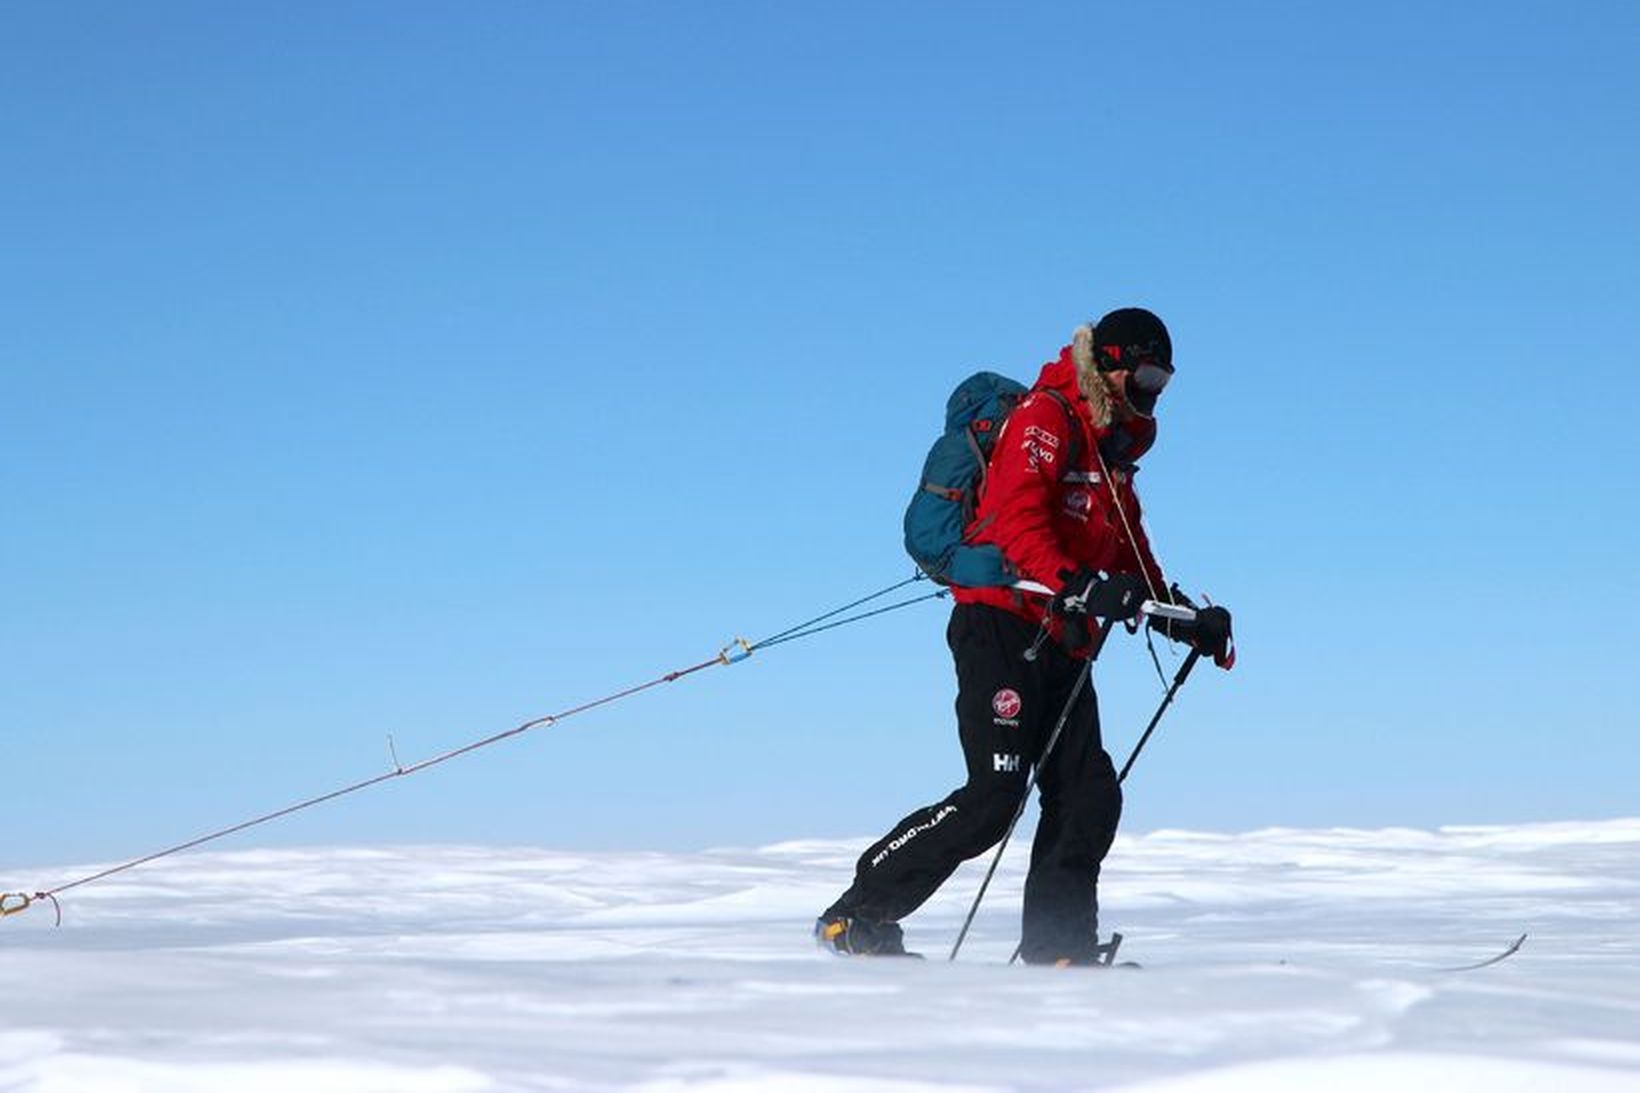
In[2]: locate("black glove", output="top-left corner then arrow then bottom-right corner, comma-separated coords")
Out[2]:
1149,585 -> 1234,668
1051,568 -> 1148,624
1189,605 -> 1234,666
1146,583 -> 1197,642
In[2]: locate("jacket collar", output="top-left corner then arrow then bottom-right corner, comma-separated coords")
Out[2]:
1035,348 -> 1157,467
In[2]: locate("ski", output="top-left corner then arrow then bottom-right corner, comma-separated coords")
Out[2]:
1436,933 -> 1527,972
1007,932 -> 1526,972
965,929 -> 1530,972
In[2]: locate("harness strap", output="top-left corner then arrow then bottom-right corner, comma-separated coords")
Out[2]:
1038,388 -> 1087,472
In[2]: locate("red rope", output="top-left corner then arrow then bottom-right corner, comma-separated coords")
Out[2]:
3,574 -> 940,926
16,652 -> 730,918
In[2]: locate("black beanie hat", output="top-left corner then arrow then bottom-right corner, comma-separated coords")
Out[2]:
1092,307 -> 1171,370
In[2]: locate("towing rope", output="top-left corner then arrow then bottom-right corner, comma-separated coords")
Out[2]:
2,573 -> 948,925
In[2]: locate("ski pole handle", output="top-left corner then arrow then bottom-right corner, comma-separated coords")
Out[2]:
1140,600 -> 1195,623
1013,581 -> 1197,625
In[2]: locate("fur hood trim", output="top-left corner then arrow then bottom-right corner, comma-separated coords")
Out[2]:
1071,323 -> 1113,429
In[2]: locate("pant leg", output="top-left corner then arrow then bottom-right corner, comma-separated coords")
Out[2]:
1018,645 -> 1123,962
825,604 -> 1048,924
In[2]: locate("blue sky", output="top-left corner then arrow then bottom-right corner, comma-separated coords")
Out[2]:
4,2 -> 1638,872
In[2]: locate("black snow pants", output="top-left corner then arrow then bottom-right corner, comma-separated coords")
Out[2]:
824,602 -> 1123,963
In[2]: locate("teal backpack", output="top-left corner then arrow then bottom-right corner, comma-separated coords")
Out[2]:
903,372 -> 1078,587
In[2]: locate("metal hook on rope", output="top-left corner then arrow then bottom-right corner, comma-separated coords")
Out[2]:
1,891 -> 62,926
717,637 -> 754,665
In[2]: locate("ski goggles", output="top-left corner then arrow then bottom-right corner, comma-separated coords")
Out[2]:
1098,341 -> 1173,386
1099,343 -> 1172,418
1098,341 -> 1173,416
1128,360 -> 1173,395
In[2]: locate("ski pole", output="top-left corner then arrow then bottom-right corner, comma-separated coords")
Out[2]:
1001,645 -> 1201,965
948,616 -> 1117,962
1116,648 -> 1200,784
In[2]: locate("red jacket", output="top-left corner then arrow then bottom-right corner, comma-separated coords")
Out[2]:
951,347 -> 1167,638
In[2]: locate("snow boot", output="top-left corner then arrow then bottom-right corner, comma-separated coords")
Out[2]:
1023,931 -> 1136,968
813,915 -> 921,958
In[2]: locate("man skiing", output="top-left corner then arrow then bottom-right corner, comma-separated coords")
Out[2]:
816,308 -> 1233,964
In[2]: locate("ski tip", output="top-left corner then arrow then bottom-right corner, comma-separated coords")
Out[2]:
1438,933 -> 1528,972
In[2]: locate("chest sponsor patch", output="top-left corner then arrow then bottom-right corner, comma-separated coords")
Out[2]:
1023,425 -> 1060,450
1023,439 -> 1056,468
992,688 -> 1022,720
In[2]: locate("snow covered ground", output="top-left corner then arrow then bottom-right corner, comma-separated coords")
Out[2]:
3,819 -> 1639,1091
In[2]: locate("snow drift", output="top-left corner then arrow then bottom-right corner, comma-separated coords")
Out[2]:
3,819 -> 1639,1091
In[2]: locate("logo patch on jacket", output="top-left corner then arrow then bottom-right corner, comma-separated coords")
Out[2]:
1063,489 -> 1093,521
1023,425 -> 1060,450
992,688 -> 1022,724
1022,439 -> 1056,470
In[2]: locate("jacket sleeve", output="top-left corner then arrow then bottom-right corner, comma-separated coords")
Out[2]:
971,392 -> 1078,588
1111,474 -> 1168,598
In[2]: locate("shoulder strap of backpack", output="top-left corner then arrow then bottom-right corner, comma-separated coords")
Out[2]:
1036,387 -> 1086,471
960,385 -> 1086,547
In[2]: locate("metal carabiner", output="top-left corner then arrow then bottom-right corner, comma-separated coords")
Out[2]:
0,892 -> 32,918
717,637 -> 753,665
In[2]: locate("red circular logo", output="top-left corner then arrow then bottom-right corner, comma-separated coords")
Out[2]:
992,689 -> 1022,719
